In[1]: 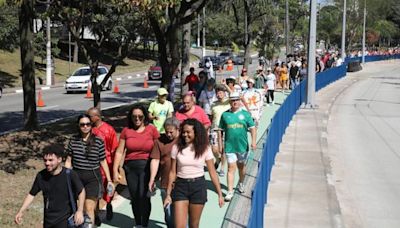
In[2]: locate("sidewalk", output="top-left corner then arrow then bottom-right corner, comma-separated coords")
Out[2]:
99,91 -> 289,228
263,74 -> 359,228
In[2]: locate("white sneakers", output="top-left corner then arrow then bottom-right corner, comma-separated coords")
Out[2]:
225,182 -> 246,201
224,191 -> 234,201
238,182 -> 245,193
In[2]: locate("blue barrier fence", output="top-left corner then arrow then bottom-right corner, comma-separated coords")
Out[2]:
247,54 -> 399,228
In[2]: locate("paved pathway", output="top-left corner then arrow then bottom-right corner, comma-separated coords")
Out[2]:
264,59 -> 400,228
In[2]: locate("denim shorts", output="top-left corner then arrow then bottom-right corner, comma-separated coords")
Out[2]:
225,151 -> 249,164
172,176 -> 207,204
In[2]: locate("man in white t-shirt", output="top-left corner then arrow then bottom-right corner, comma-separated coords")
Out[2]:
265,67 -> 276,105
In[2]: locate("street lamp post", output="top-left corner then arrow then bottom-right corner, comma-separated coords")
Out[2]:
45,0 -> 52,85
362,0 -> 366,64
341,0 -> 347,59
202,7 -> 206,58
306,0 -> 317,108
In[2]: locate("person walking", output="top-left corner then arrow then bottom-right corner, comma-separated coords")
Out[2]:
148,117 -> 181,228
65,114 -> 114,224
289,61 -> 299,90
163,118 -> 224,228
113,105 -> 160,228
264,67 -> 276,105
242,78 -> 263,126
15,144 -> 86,228
238,68 -> 249,90
194,71 -> 208,101
175,93 -> 211,129
279,62 -> 289,92
87,107 -> 119,221
198,79 -> 217,120
210,85 -> 231,177
148,88 -> 174,134
219,92 -> 257,201
183,67 -> 199,92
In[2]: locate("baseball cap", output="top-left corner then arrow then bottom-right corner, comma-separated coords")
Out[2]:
229,92 -> 240,100
266,67 -> 272,71
246,78 -> 255,84
157,88 -> 168,96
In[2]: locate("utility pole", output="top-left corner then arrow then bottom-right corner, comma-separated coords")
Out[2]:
341,0 -> 347,59
362,0 -> 366,64
202,7 -> 206,58
306,0 -> 317,108
68,31 -> 71,75
285,0 -> 290,57
197,14 -> 201,48
46,0 -> 52,85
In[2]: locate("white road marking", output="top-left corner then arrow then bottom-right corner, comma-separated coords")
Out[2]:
116,77 -> 122,81
15,89 -> 23,93
41,86 -> 50,90
39,105 -> 59,110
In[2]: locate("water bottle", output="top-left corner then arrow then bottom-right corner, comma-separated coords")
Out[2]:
107,182 -> 113,197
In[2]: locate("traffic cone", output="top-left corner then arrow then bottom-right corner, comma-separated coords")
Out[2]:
85,84 -> 93,98
37,90 -> 45,107
143,76 -> 149,88
113,81 -> 120,94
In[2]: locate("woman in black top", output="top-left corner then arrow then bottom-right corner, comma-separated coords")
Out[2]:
65,114 -> 114,224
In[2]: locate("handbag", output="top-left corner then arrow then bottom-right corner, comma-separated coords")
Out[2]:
66,168 -> 92,228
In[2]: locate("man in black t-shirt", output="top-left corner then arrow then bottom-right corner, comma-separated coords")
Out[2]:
15,144 -> 85,228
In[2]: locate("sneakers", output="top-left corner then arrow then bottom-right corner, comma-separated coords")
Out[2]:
224,191 -> 234,201
238,182 -> 245,193
218,170 -> 225,177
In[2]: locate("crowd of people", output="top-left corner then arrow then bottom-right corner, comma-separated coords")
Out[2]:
15,47 -> 399,228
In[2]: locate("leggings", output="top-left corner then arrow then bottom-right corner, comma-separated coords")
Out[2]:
266,90 -> 275,103
123,159 -> 151,226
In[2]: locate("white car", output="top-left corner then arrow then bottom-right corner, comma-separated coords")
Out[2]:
65,66 -> 112,93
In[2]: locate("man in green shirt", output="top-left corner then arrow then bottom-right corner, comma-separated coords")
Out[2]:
148,88 -> 174,134
219,92 -> 257,201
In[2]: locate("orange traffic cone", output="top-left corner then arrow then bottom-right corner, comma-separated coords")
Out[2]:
113,81 -> 120,94
85,84 -> 93,98
143,76 -> 149,88
37,90 -> 45,107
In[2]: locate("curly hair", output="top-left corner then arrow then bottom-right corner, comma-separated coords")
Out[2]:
177,118 -> 209,159
127,104 -> 150,128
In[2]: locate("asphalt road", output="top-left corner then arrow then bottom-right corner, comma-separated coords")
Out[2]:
0,48 -> 260,134
327,60 -> 400,228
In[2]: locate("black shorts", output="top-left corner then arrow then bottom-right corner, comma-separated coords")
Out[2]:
75,168 -> 103,199
172,176 -> 207,204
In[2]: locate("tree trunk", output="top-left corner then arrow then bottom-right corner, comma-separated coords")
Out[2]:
243,1 -> 252,69
90,62 -> 101,109
20,0 -> 38,130
181,22 -> 191,97
73,41 -> 79,63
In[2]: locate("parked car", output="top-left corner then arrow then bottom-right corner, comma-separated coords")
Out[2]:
199,56 -> 225,70
232,53 -> 252,65
218,51 -> 233,63
65,66 -> 112,93
148,61 -> 163,80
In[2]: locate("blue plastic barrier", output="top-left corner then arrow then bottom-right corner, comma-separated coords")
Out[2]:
247,54 -> 400,228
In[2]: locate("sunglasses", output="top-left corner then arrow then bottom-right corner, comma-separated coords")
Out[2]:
132,115 -> 144,120
79,122 -> 92,127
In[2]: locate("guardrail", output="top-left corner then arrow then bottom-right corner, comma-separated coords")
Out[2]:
247,54 -> 399,227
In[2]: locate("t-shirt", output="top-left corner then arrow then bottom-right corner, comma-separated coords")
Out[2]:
265,73 -> 276,90
175,105 -> 211,127
150,135 -> 177,188
148,100 -> 174,133
92,122 -> 118,165
29,167 -> 83,227
198,89 -> 216,115
171,144 -> 214,179
253,74 -> 265,89
184,73 -> 199,91
66,135 -> 106,170
242,88 -> 263,119
211,99 -> 231,129
120,125 -> 160,161
219,109 -> 255,153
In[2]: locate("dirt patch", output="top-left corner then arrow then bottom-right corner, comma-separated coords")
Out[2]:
0,102 -> 148,227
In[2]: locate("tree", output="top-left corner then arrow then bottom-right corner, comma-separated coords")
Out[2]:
317,5 -> 341,48
52,0 -> 140,108
0,3 -> 19,51
132,0 -> 207,92
20,0 -> 39,130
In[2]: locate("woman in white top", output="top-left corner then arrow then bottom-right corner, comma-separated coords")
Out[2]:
164,118 -> 224,228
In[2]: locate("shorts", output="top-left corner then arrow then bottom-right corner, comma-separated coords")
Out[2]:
172,176 -> 207,204
226,151 -> 249,164
75,168 -> 103,199
209,129 -> 224,147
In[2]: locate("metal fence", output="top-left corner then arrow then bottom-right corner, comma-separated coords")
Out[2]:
247,54 -> 399,227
